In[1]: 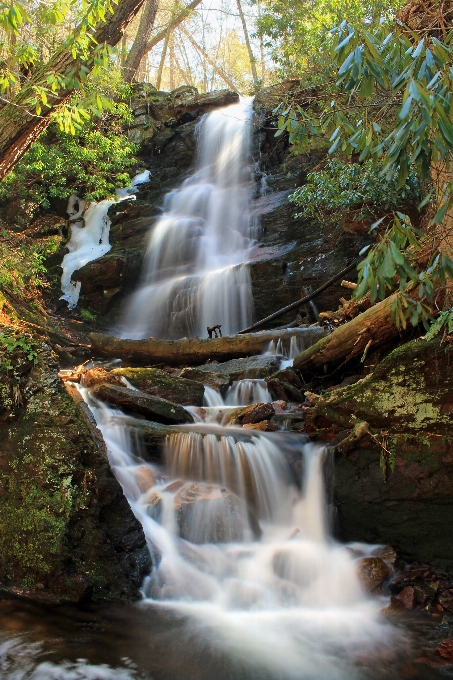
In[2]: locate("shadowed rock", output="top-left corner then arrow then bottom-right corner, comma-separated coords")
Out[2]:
92,384 -> 194,424
112,367 -> 204,406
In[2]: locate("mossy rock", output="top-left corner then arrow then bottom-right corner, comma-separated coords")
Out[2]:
112,367 -> 204,406
0,342 -> 150,602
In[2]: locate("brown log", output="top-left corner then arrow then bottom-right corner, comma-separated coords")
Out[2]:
89,328 -> 324,366
293,292 -> 402,373
0,0 -> 146,181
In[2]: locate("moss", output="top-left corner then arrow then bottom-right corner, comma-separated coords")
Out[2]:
0,339 -> 149,601
112,367 -> 204,406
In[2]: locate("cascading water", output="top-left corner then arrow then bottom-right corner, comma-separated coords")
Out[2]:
119,99 -> 256,340
73,378 -> 399,680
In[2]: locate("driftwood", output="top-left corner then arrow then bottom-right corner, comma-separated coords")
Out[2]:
293,292 -> 402,373
88,329 -> 317,366
238,260 -> 360,334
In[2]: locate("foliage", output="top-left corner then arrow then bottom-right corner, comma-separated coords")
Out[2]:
352,212 -> 453,328
289,158 -> 421,223
424,307 -> 453,339
276,20 -> 453,329
0,330 -> 39,373
256,0 -> 403,82
0,0 -> 123,125
0,117 -> 137,209
0,235 -> 60,304
80,308 -> 97,322
276,23 -> 453,216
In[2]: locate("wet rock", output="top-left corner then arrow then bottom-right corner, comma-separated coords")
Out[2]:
272,400 -> 287,413
72,255 -> 127,313
414,581 -> 439,607
111,367 -> 204,406
436,639 -> 453,662
184,355 -> 281,382
438,589 -> 453,611
92,384 -> 194,424
134,465 -> 156,493
382,595 -> 406,614
82,367 -> 123,388
397,586 -> 416,609
243,420 -> 280,432
178,367 -> 230,394
357,557 -> 389,591
241,402 -> 275,424
267,373 -> 305,403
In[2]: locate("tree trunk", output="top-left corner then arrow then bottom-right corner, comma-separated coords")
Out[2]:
235,0 -> 259,87
123,0 -> 159,82
0,0 -> 146,181
180,27 -> 236,90
292,292 -> 405,374
145,0 -> 203,52
155,24 -> 172,89
88,329 -> 319,366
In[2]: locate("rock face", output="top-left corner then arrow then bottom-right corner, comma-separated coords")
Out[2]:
111,367 -> 204,406
69,82 -> 366,328
92,383 -> 194,424
0,343 -> 150,602
305,338 -> 453,571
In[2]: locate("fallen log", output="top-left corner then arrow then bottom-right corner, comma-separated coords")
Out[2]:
293,292 -> 404,373
238,260 -> 360,334
89,328 -> 325,366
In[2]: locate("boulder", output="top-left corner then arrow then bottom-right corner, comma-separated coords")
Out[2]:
243,420 -> 279,432
266,367 -> 305,402
241,402 -> 275,424
185,355 -> 281,382
357,557 -> 389,591
178,367 -> 230,394
0,342 -> 150,602
92,384 -> 194,424
111,367 -> 204,406
397,586 -> 416,609
82,367 -> 123,388
146,482 -> 261,543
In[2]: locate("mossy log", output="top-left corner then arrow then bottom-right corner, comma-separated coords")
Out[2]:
89,329 -> 322,366
293,293 -> 401,373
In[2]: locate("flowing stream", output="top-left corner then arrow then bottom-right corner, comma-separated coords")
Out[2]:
1,99 -> 435,680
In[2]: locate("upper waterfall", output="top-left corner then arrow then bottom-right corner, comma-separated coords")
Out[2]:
119,98 -> 256,340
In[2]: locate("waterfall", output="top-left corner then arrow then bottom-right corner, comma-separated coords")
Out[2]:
76,377 -> 397,680
120,99 -> 256,340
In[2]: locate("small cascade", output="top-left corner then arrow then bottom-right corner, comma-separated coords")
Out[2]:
120,99 -> 256,340
75,372 -> 397,680
265,327 -> 320,368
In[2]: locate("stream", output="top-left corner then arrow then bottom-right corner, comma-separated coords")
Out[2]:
0,99 -> 448,680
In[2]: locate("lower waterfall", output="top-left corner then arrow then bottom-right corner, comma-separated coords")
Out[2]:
74,372 -> 398,680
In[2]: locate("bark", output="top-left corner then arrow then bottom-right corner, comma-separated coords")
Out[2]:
123,0 -> 159,82
145,0 -> 202,52
89,329 -> 310,366
0,0 -> 146,181
179,27 -> 236,90
293,292 -> 403,374
235,0 -> 259,87
155,24 -> 172,89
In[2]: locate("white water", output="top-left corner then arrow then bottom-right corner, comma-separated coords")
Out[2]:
60,172 -> 150,308
120,99 -> 256,340
76,380 -> 397,680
